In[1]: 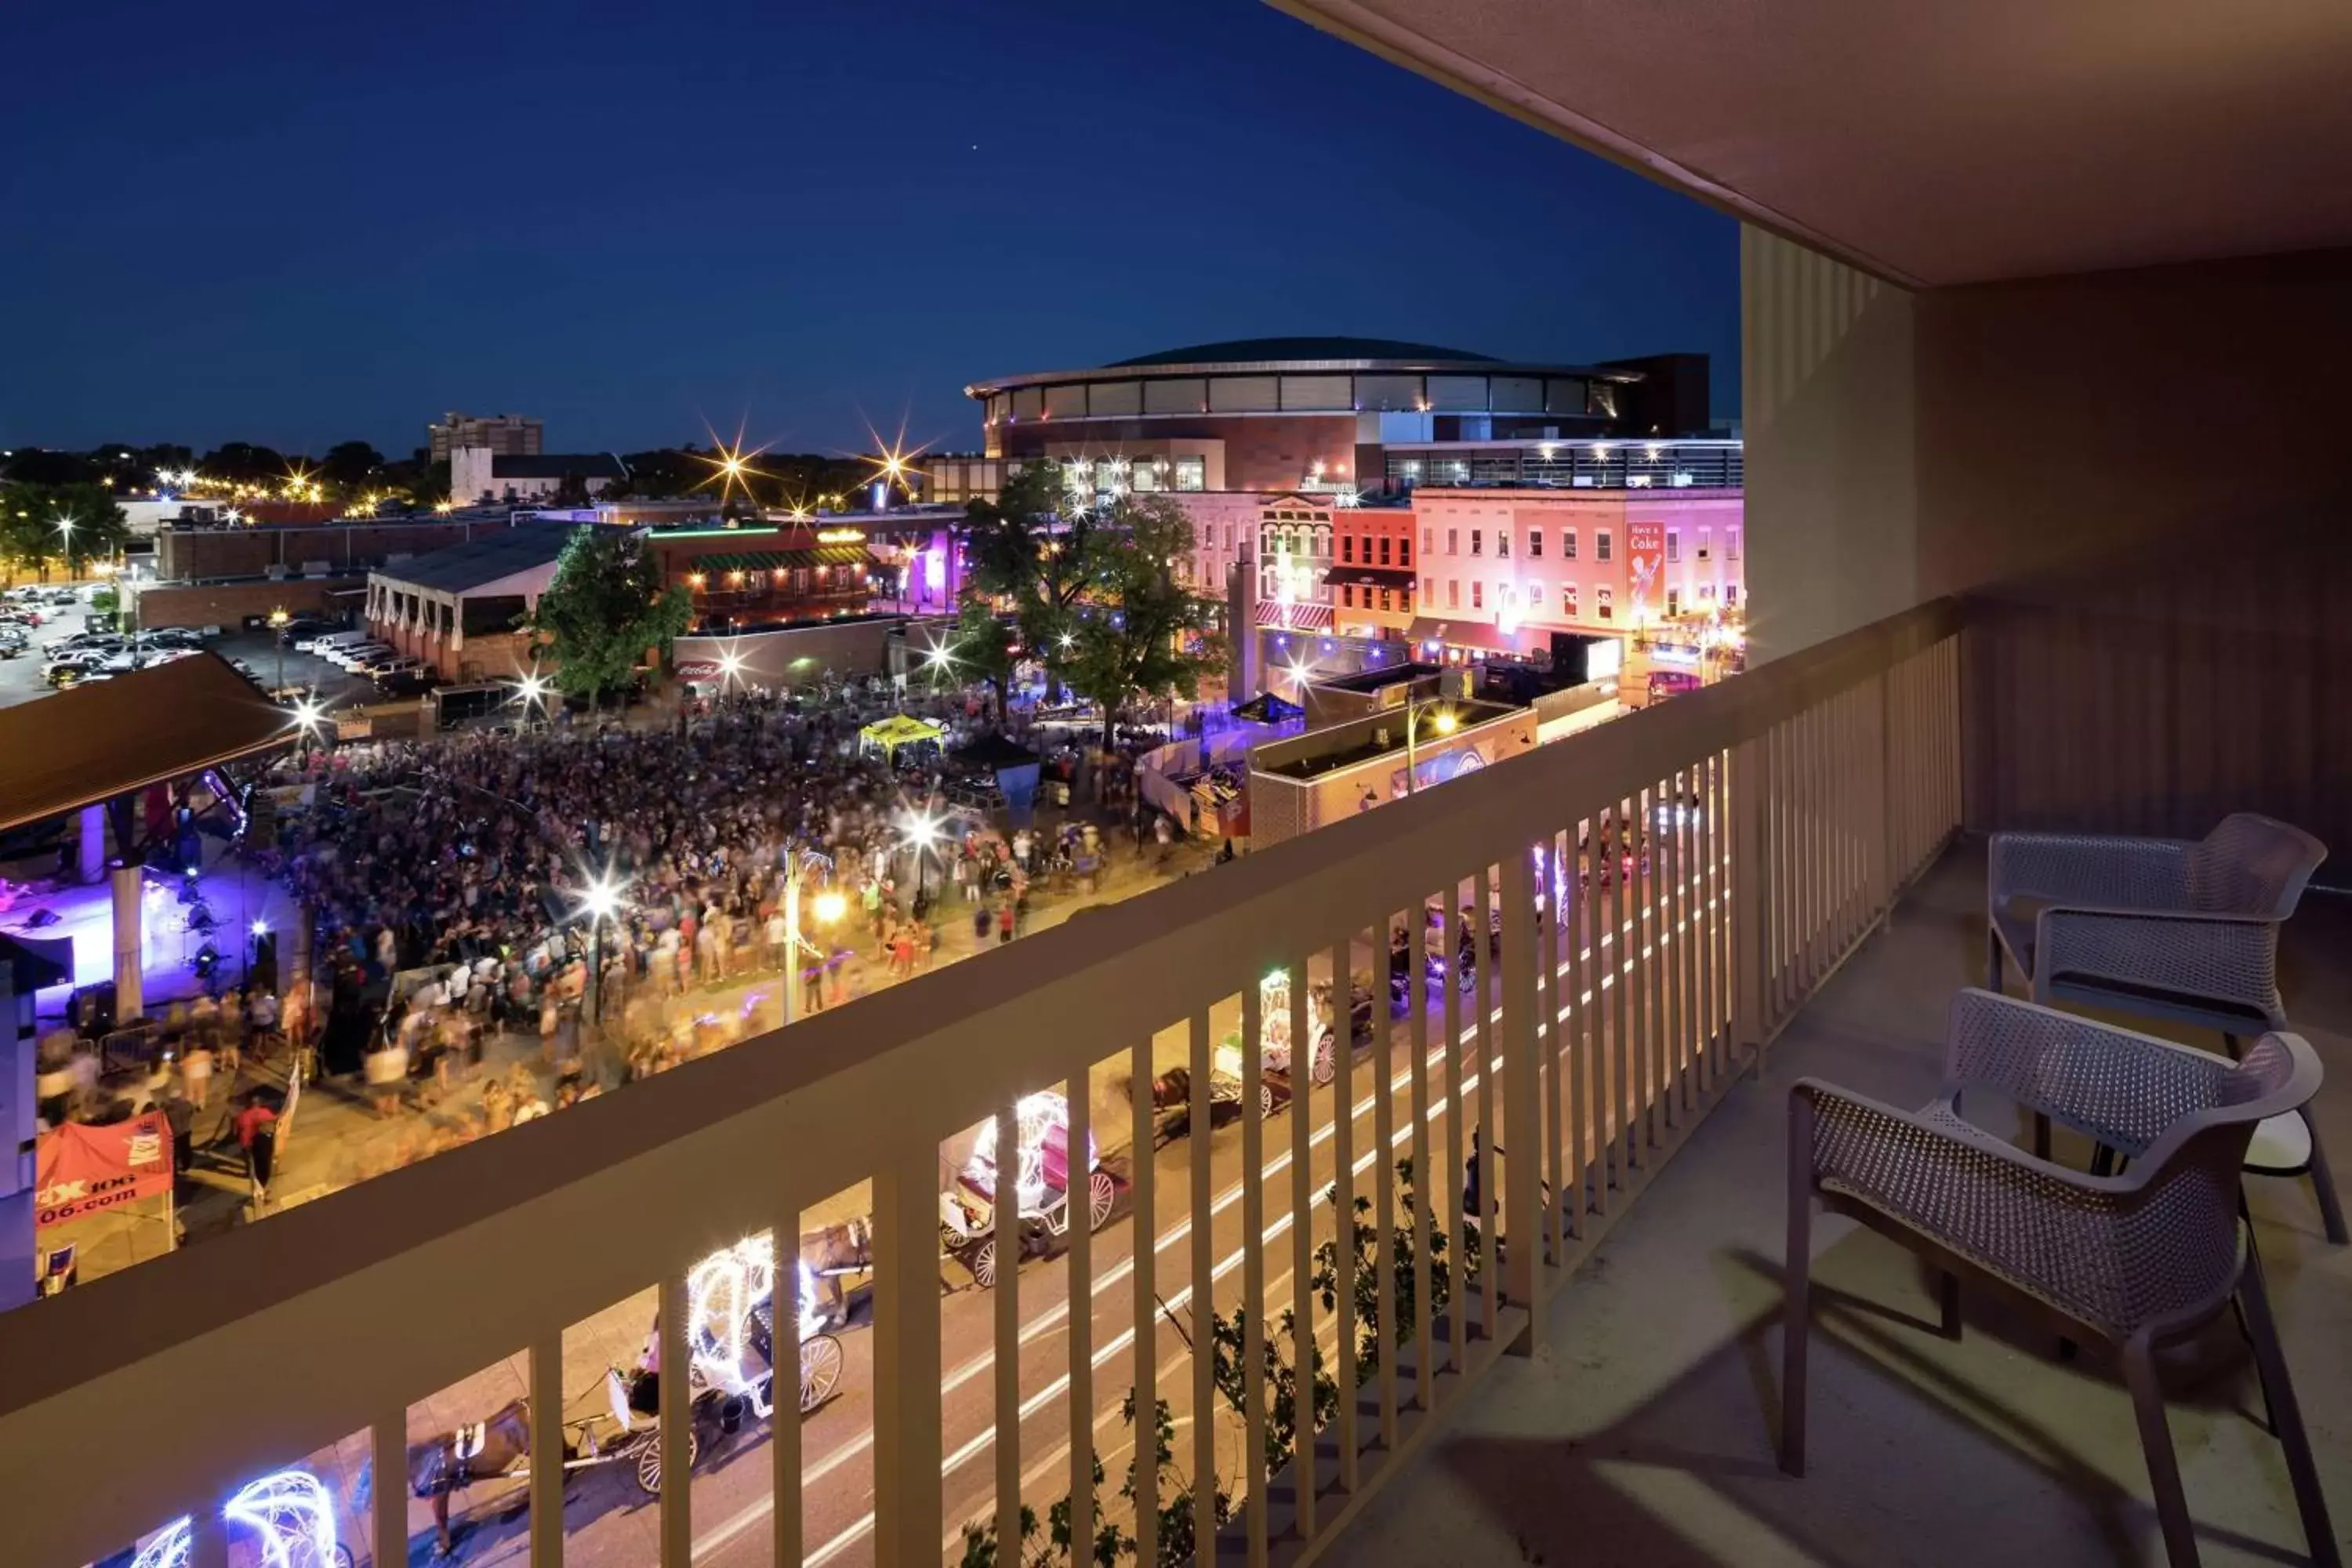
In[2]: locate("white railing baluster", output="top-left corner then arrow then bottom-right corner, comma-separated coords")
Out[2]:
1372,914 -> 1399,1450
528,1332 -> 563,1568
1241,970 -> 1269,1568
1289,945 -> 1318,1542
871,1142 -> 943,1566
1499,848 -> 1541,1327
1331,931 -> 1359,1495
1065,1073 -> 1094,1558
993,1099 -> 1020,1551
1408,906 -> 1435,1417
1130,1030 -> 1158,1568
1189,1008 -> 1217,1563
657,1272 -> 690,1567
1475,865 -> 1501,1344
1444,894 -> 1470,1372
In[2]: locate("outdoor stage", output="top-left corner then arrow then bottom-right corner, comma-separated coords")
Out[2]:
0,852 -> 295,1025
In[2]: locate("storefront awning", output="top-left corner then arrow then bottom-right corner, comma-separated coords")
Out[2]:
693,543 -> 872,575
1254,600 -> 1334,630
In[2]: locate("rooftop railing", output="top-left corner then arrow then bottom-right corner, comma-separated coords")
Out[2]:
0,595 -> 1965,1568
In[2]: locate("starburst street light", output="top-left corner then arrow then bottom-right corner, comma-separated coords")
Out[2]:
862,418 -> 932,501
513,670 -> 553,719
922,637 -> 958,677
694,422 -> 772,507
577,871 -> 626,923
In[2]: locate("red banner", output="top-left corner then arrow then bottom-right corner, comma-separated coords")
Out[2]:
1626,521 -> 1666,618
35,1112 -> 173,1229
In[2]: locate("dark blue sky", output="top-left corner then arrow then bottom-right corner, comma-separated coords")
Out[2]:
0,0 -> 1737,459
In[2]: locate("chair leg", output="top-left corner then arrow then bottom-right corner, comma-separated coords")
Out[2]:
2296,1106 -> 2349,1245
2121,1334 -> 2201,1568
2238,1249 -> 2343,1566
1782,1098 -> 1814,1478
1939,1270 -> 1962,1339
2033,1111 -> 2052,1162
1986,931 -> 2002,993
2090,1143 -> 2116,1178
2220,1032 -> 2241,1061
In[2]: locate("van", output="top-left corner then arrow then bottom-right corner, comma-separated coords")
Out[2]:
311,630 -> 372,652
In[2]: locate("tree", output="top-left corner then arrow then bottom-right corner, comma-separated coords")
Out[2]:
964,460 -> 1102,698
952,1160 -> 1459,1566
526,529 -> 693,713
946,594 -> 1021,718
1,448 -> 99,488
0,481 -> 126,577
199,442 -> 289,487
380,455 -> 449,510
319,440 -> 386,495
1062,493 -> 1225,750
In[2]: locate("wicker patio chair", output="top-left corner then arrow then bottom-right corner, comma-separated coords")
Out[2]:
1783,990 -> 2336,1568
1985,813 -> 2343,1243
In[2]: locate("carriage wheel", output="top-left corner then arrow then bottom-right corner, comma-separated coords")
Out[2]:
1087,1169 -> 1116,1229
1312,1031 -> 1336,1086
799,1333 -> 845,1414
967,1238 -> 998,1289
1261,1081 -> 1277,1117
633,1428 -> 697,1496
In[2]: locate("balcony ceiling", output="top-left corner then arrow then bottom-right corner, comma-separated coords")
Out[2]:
1270,0 -> 2352,287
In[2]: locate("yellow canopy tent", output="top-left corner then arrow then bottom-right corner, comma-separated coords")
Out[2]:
858,713 -> 947,759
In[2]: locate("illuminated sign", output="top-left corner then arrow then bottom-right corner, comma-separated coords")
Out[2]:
817,528 -> 865,544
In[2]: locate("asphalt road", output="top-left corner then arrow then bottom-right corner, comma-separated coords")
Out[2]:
402,841 -> 1726,1568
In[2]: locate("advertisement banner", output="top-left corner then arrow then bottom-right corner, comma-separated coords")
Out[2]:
35,1112 -> 172,1229
1626,521 -> 1666,619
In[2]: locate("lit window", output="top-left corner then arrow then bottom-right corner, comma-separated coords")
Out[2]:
1496,529 -> 1509,558
1529,582 -> 1544,608
1421,576 -> 1432,601
1174,458 -> 1206,492
1563,585 -> 1578,617
1472,581 -> 1483,609
1529,529 -> 1544,558
1470,529 -> 1483,557
1379,588 -> 1392,611
1423,526 -> 1433,552
1447,579 -> 1459,608
1726,583 -> 1739,605
1598,586 -> 1613,620
1667,531 -> 1680,564
1697,528 -> 1711,561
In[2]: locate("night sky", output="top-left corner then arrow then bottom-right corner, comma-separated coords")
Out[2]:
1,0 -> 1738,459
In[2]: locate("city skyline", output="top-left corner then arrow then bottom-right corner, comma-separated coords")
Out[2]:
0,0 -> 1739,458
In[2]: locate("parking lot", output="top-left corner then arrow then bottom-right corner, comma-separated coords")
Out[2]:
0,588 -> 382,713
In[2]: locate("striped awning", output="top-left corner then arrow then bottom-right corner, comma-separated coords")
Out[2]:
1322,566 -> 1416,589
1254,600 -> 1335,630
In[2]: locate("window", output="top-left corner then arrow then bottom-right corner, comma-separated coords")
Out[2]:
1421,575 -> 1433,601
1667,587 -> 1681,616
1423,526 -> 1433,553
1597,531 -> 1613,562
1563,584 -> 1578,618
1341,535 -> 1355,563
1666,531 -> 1680,564
1342,584 -> 1355,607
1131,460 -> 1163,492
1529,528 -> 1544,558
1497,529 -> 1510,558
1597,586 -> 1613,620
1379,588 -> 1392,612
1399,537 -> 1412,566
1470,529 -> 1483,557
1377,536 -> 1391,565
1726,528 -> 1740,561
1173,457 -> 1206,491
1446,528 -> 1458,556
1563,529 -> 1577,560
1697,528 -> 1711,561
1472,581 -> 1484,609
1528,582 -> 1544,608
1726,583 -> 1739,605
1447,579 -> 1460,608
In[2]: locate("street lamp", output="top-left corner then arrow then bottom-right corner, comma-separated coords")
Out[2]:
289,695 -> 328,764
1403,698 -> 1458,797
53,515 -> 74,578
514,671 -> 552,728
578,873 -> 626,1024
267,607 -> 290,696
898,811 -> 943,905
782,850 -> 841,1025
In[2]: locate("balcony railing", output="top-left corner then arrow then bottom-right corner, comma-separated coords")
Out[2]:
0,597 -> 1964,1568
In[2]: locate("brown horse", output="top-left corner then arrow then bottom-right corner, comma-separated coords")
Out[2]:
408,1397 -> 539,1557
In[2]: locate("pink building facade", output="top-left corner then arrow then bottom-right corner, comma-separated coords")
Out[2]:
1401,488 -> 1744,657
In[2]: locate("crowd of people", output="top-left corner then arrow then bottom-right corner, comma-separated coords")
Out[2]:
260,679 -> 1188,1107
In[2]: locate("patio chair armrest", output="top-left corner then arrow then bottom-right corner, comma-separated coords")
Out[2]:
1987,832 -> 2190,913
1940,989 -> 2239,1156
2034,906 -> 2283,1022
1791,1076 -> 2118,1209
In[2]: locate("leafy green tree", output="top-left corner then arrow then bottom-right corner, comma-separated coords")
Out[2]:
0,485 -> 57,582
380,454 -> 449,510
526,529 -> 693,713
0,482 -> 127,576
1062,493 -> 1224,750
198,443 -> 289,486
945,593 -> 1021,717
2,449 -> 99,488
964,460 -> 1100,698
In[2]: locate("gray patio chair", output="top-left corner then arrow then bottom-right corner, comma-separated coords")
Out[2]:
1783,990 -> 2336,1568
1986,813 -> 2343,1243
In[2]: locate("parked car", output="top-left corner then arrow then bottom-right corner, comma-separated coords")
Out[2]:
376,670 -> 445,699
365,654 -> 426,678
145,627 -> 204,649
330,644 -> 394,670
277,617 -> 335,646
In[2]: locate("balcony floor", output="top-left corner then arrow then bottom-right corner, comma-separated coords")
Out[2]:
1330,840 -> 2350,1568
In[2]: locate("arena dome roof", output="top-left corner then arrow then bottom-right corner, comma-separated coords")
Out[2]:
1109,336 -> 1500,367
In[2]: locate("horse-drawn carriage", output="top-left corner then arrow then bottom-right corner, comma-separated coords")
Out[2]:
940,1090 -> 1120,1288
407,1236 -> 846,1555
